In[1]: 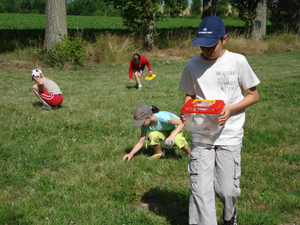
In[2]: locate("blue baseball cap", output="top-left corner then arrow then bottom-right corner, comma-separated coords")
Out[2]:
192,16 -> 226,47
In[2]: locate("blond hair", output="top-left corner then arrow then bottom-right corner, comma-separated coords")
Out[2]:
32,73 -> 52,81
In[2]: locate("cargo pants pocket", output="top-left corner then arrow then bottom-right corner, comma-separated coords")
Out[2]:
233,152 -> 241,197
188,150 -> 201,183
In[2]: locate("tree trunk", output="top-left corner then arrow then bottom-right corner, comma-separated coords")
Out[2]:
44,0 -> 67,51
251,0 -> 267,41
202,0 -> 216,19
144,13 -> 155,51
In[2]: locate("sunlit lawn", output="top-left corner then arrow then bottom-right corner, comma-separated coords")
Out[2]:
0,51 -> 299,224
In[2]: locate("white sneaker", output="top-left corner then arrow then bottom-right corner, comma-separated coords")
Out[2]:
138,86 -> 142,90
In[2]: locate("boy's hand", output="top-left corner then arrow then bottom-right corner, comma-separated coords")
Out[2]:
218,107 -> 232,126
180,112 -> 186,124
129,79 -> 133,83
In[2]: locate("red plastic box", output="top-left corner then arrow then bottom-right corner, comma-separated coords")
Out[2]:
181,99 -> 225,132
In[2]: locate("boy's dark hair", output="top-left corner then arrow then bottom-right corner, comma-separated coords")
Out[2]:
220,36 -> 225,43
150,105 -> 160,114
132,54 -> 141,64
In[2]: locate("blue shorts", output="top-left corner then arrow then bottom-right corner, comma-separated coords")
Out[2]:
133,66 -> 145,74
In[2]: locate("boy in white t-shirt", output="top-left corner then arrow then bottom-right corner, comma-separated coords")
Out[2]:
178,16 -> 260,225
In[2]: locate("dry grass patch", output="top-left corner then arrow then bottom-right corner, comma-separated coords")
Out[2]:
146,46 -> 199,60
148,31 -> 300,59
85,32 -> 137,64
225,35 -> 269,55
1,31 -> 300,71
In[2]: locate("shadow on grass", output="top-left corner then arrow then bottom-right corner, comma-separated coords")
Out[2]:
141,187 -> 227,225
32,101 -> 63,110
141,187 -> 189,225
0,210 -> 32,225
124,146 -> 184,159
32,101 -> 42,107
125,85 -> 138,89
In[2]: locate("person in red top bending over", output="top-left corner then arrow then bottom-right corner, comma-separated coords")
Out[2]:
128,53 -> 153,90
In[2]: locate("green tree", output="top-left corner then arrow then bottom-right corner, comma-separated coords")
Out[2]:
32,0 -> 45,14
269,0 -> 300,32
202,0 -> 217,19
66,0 -> 106,16
105,4 -> 121,17
229,0 -> 259,27
20,0 -> 31,12
0,3 -> 5,12
229,0 -> 267,39
164,0 -> 189,18
114,0 -> 163,50
216,0 -> 228,18
190,0 -> 202,16
66,2 -> 74,15
2,0 -> 21,13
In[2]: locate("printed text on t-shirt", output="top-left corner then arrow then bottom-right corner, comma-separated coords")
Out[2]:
216,70 -> 236,91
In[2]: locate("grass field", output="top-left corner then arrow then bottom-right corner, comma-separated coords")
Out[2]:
0,13 -> 275,33
0,13 -> 249,30
0,50 -> 299,224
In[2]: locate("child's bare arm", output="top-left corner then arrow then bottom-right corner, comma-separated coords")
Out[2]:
33,77 -> 45,92
218,86 -> 259,126
123,130 -> 147,161
165,117 -> 184,145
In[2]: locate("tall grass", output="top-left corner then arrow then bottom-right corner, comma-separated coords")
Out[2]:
224,31 -> 300,56
1,31 -> 300,68
85,31 -> 300,63
85,32 -> 137,64
265,31 -> 300,54
83,31 -> 300,67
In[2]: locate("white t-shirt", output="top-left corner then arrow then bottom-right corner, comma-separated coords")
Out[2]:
178,50 -> 260,145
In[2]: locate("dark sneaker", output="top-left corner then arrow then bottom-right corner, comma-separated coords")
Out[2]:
223,208 -> 237,225
39,103 -> 51,110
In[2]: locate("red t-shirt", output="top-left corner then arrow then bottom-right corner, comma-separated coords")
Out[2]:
128,55 -> 152,79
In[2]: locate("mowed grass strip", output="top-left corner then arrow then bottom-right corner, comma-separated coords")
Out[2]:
0,51 -> 299,224
0,13 -> 249,30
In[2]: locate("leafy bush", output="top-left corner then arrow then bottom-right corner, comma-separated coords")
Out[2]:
269,0 -> 300,32
42,36 -> 85,67
30,9 -> 39,14
216,4 -> 229,19
0,3 -> 5,13
190,0 -> 201,16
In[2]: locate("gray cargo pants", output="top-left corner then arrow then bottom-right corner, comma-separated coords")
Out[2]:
188,143 -> 241,225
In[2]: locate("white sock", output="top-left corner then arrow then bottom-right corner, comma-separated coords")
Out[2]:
138,85 -> 142,87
